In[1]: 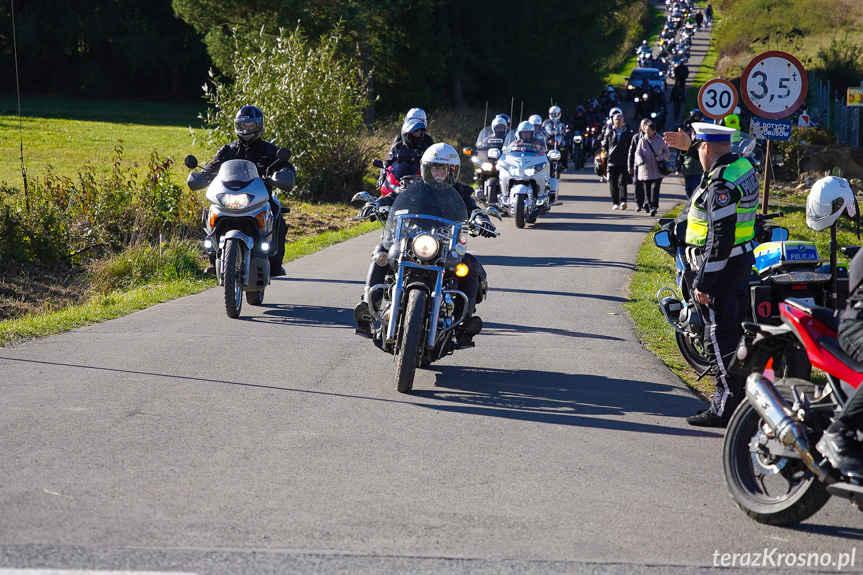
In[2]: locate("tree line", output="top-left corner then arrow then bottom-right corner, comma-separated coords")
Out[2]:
1,0 -> 651,118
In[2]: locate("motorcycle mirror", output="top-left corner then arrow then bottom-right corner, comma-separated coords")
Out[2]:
770,227 -> 789,242
271,170 -> 295,192
184,155 -> 198,170
352,191 -> 375,204
372,159 -> 385,169
653,230 -> 672,249
277,148 -> 292,161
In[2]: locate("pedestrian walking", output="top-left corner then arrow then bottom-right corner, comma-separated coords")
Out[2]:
633,119 -> 670,217
602,113 -> 634,210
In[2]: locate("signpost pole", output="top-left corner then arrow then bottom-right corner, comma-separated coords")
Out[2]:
761,139 -> 772,214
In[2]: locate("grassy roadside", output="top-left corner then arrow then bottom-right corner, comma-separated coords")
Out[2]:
0,219 -> 379,347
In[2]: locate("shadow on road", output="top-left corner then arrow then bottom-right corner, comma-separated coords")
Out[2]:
489,286 -> 628,303
480,254 -> 635,271
483,321 -> 625,341
792,523 -> 863,541
410,365 -> 718,437
247,303 -> 354,328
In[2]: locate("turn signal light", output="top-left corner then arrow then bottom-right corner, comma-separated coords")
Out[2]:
455,263 -> 469,277
255,209 -> 267,228
209,209 -> 218,228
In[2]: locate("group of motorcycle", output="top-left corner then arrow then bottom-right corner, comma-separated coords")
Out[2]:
463,113 -> 563,229
654,173 -> 863,526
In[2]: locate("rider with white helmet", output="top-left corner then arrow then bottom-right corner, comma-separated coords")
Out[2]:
354,143 -> 495,344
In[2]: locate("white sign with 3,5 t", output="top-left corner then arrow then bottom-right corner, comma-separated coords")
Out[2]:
741,51 -> 808,119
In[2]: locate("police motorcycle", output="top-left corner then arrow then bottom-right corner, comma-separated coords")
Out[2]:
462,121 -> 507,205
721,179 -> 862,526
494,121 -> 561,228
351,180 -> 501,393
653,210 -> 835,379
185,149 -> 294,318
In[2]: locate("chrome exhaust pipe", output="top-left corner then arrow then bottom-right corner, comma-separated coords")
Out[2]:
745,373 -> 832,482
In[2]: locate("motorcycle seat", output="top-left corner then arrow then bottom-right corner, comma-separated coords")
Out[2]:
819,337 -> 863,374
785,298 -> 839,332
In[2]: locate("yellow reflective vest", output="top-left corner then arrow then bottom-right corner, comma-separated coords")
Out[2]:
686,157 -> 759,248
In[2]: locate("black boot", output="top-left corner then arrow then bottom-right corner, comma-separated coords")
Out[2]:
456,316 -> 483,346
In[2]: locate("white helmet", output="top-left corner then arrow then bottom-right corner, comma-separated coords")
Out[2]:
420,143 -> 460,186
806,176 -> 857,231
406,107 -> 427,124
529,114 -> 543,128
548,106 -> 561,121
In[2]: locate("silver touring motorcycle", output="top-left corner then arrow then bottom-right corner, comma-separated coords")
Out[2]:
185,151 -> 294,318
353,180 -> 500,393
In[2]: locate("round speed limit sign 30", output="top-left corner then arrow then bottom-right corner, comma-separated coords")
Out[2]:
698,79 -> 738,119
741,51 -> 808,119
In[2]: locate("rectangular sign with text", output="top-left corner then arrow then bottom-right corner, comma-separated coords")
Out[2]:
848,87 -> 863,106
751,118 -> 793,141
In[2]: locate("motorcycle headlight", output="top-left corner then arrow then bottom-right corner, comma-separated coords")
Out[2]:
412,234 -> 439,260
482,162 -> 494,172
574,135 -> 583,143
217,193 -> 252,210
524,168 -> 536,177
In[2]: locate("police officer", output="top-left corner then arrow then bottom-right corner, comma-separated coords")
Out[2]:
201,105 -> 295,276
664,122 -> 759,427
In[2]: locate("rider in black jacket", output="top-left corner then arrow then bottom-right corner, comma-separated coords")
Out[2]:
355,143 -> 495,344
201,105 -> 296,276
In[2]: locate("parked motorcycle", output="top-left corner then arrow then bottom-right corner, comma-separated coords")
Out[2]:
185,150 -> 294,318
653,213 -> 836,378
351,180 -> 500,393
722,291 -> 863,525
494,131 -> 561,228
462,126 -> 506,205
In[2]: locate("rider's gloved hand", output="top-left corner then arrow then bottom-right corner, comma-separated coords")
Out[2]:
472,214 -> 496,238
359,202 -> 379,222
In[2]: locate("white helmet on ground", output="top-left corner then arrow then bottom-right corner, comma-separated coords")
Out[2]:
420,143 -> 461,186
806,176 -> 857,231
548,106 -> 561,121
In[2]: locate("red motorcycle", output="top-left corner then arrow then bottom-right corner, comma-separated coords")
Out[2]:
723,288 -> 863,525
374,148 -> 420,196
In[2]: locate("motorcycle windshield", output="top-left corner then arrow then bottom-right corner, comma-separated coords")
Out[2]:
214,159 -> 260,184
475,127 -> 506,149
503,130 -> 547,154
384,180 -> 467,239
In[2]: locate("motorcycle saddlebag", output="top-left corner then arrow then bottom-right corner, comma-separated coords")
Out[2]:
750,285 -> 774,322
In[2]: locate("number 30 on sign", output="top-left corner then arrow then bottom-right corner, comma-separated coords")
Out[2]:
740,51 -> 808,119
698,79 -> 738,120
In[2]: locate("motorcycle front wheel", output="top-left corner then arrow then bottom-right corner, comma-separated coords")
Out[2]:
515,195 -> 527,229
395,289 -> 427,394
222,239 -> 244,319
723,380 -> 830,526
674,331 -> 711,373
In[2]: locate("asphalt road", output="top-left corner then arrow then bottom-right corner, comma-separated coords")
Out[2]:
3,146 -> 863,575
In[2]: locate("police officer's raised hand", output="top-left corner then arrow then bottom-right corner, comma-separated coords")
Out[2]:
663,128 -> 692,151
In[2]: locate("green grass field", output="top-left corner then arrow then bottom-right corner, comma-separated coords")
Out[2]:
0,97 -> 209,186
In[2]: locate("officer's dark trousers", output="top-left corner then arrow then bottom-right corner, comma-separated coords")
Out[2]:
366,243 -> 479,319
837,318 -> 863,428
693,254 -> 753,418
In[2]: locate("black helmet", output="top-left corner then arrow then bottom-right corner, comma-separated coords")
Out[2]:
576,105 -> 585,114
234,105 -> 264,143
689,108 -> 703,118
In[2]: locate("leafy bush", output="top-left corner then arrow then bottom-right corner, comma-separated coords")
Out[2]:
202,25 -> 372,203
774,126 -> 834,180
0,144 -> 201,264
814,37 -> 863,93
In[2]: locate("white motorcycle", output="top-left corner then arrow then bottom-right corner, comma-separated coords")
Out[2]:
184,150 -> 294,318
491,131 -> 561,228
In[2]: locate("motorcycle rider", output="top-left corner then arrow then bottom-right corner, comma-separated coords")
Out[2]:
663,122 -> 759,427
479,116 -> 509,148
378,113 -> 435,186
201,105 -> 295,276
810,177 -> 863,471
543,106 -> 567,170
509,120 -> 547,152
354,143 -> 496,344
